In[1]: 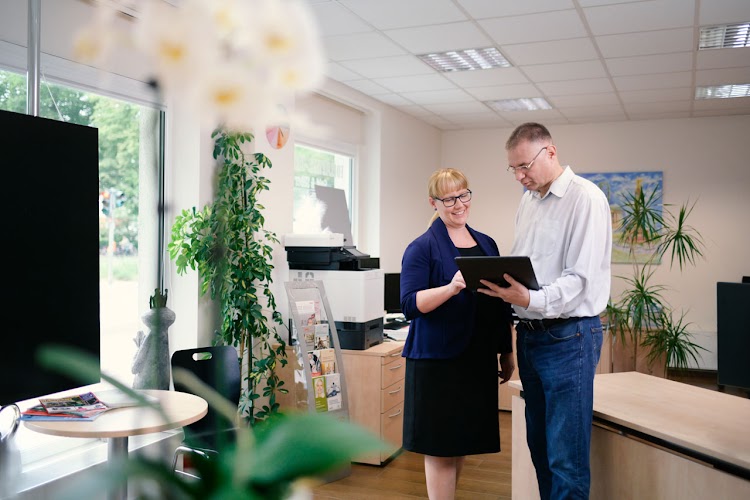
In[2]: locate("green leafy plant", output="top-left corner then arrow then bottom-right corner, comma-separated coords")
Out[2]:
36,345 -> 386,500
168,129 -> 287,421
607,185 -> 706,374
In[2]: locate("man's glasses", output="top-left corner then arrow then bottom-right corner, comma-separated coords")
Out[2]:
507,146 -> 547,174
434,190 -> 472,207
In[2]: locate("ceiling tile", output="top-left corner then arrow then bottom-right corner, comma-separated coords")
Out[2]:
613,71 -> 693,91
696,48 -> 750,70
446,113 -> 510,128
443,67 -> 529,88
311,3 -> 373,36
577,0 -> 646,6
559,104 -> 625,118
399,88 -> 476,105
339,0 -> 466,30
584,0 -> 695,36
422,101 -> 492,115
383,22 -> 493,54
324,62 -> 364,82
465,83 -> 542,100
629,111 -> 691,120
698,0 -> 750,26
567,115 -> 629,124
394,105 -> 435,117
606,52 -> 694,76
343,79 -> 392,95
457,0 -> 575,18
339,55 -> 434,79
373,74 -> 457,93
548,93 -> 620,107
695,67 -> 750,86
521,60 -> 607,82
323,32 -> 407,61
498,109 -> 569,125
419,114 -> 462,129
623,101 -> 692,113
373,94 -> 416,106
501,38 -> 599,66
595,28 -> 694,58
537,78 -> 614,96
479,10 -> 586,45
619,87 -> 693,103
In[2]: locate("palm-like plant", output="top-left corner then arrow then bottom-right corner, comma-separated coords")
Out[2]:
608,185 -> 706,375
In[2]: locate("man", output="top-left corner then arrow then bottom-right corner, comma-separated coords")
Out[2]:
478,123 -> 612,499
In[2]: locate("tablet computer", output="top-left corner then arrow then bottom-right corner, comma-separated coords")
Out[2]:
455,256 -> 540,291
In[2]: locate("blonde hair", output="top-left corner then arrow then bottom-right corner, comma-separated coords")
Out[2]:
427,168 -> 469,226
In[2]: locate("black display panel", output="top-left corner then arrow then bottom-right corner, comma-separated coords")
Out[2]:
1,109 -> 100,404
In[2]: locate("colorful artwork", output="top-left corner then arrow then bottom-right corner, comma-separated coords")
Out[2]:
579,171 -> 663,264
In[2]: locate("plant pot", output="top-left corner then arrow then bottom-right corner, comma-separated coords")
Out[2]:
611,332 -> 667,378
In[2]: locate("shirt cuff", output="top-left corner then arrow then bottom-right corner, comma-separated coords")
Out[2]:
526,289 -> 545,313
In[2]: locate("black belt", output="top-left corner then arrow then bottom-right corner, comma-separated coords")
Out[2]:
517,317 -> 582,331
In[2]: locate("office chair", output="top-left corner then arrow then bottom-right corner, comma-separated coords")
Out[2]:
170,346 -> 241,479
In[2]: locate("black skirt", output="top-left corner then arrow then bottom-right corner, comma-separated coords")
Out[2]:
402,332 -> 500,457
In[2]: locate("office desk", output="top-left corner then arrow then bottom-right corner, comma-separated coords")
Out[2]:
510,372 -> 750,499
24,389 -> 207,500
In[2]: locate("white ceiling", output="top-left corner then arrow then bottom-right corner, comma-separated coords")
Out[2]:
310,0 -> 750,130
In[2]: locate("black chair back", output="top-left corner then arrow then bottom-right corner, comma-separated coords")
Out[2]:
171,346 -> 241,449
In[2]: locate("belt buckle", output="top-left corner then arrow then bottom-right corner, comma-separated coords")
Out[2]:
520,319 -> 542,331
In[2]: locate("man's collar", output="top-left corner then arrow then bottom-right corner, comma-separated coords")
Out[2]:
534,166 -> 573,199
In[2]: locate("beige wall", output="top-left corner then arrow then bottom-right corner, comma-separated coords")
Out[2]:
441,116 -> 750,367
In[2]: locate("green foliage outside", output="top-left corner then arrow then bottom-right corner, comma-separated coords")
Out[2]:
0,70 -> 140,252
99,255 -> 138,281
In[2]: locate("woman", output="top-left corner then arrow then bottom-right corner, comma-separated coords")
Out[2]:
400,168 -> 515,499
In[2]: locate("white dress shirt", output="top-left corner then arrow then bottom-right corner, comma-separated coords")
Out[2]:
511,166 -> 612,320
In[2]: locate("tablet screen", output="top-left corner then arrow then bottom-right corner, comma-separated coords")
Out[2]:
455,256 -> 540,291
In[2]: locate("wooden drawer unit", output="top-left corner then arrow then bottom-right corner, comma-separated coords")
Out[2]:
342,341 -> 405,465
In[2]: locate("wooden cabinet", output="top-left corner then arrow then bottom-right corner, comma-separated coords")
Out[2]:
341,342 -> 405,465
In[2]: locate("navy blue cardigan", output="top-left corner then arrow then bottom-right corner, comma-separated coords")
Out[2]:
400,218 -> 513,359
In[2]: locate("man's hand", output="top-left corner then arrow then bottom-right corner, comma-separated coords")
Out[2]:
477,273 -> 531,308
498,352 -> 516,384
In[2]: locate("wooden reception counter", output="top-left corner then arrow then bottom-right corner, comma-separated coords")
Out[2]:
510,371 -> 750,499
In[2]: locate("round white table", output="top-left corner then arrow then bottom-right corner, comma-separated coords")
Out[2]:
24,389 -> 207,500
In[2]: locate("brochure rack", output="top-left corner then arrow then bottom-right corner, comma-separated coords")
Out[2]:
284,280 -> 349,420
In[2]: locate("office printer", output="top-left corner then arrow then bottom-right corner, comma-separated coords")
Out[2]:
285,233 -> 384,350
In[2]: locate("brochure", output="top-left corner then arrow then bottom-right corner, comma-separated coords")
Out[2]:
320,348 -> 336,375
312,375 -> 328,412
21,404 -> 107,421
325,373 -> 342,411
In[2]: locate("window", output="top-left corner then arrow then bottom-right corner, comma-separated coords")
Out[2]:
293,143 -> 354,234
1,68 -> 163,387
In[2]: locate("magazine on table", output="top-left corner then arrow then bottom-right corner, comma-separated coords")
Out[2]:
20,404 -> 108,421
39,392 -> 107,414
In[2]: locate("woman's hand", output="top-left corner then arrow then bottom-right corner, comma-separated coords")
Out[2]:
448,270 -> 467,296
498,352 -> 516,384
415,270 -> 467,314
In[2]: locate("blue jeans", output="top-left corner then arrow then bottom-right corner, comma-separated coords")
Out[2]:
517,316 -> 603,500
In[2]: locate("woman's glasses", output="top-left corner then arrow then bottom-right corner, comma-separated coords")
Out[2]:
434,190 -> 472,207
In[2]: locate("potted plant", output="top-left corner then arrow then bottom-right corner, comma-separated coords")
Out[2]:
169,129 -> 287,421
606,184 -> 706,377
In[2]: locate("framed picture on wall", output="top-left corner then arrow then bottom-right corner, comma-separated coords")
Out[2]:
579,171 -> 663,264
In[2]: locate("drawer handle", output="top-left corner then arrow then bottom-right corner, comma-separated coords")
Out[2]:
388,409 -> 402,418
388,386 -> 403,395
390,352 -> 402,357
389,364 -> 403,371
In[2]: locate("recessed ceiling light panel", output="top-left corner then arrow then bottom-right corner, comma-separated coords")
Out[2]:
418,47 -> 511,72
695,84 -> 750,99
484,98 -> 552,112
699,22 -> 750,49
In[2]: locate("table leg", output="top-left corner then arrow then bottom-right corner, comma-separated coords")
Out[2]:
108,436 -> 129,500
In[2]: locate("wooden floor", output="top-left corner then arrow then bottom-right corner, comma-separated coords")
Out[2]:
313,371 -> 747,499
313,411 -> 513,500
